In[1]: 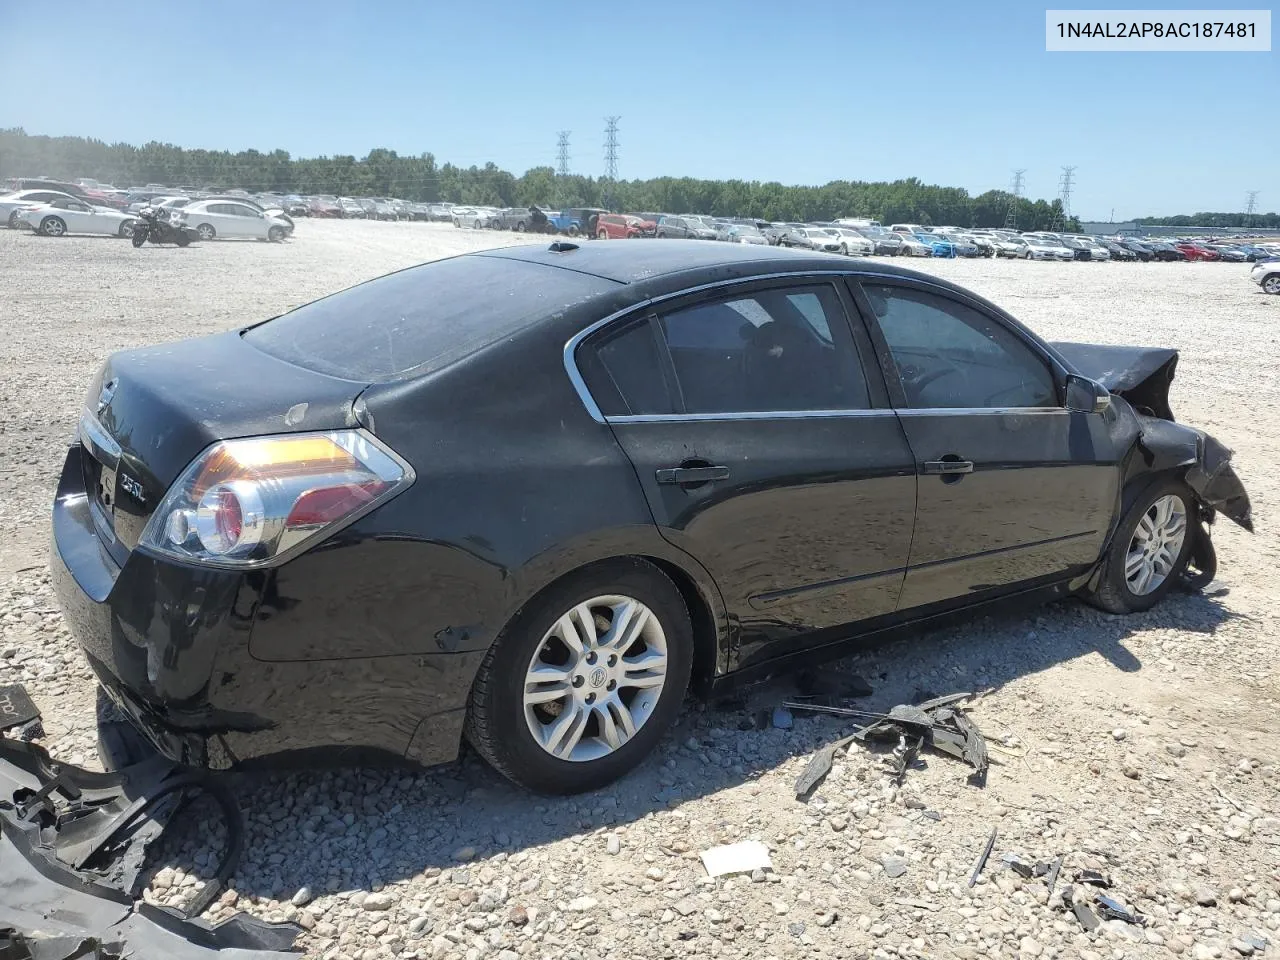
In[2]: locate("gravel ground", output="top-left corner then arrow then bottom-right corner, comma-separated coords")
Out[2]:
1,220 -> 1277,960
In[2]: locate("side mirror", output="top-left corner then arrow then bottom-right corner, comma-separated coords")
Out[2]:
1065,374 -> 1111,414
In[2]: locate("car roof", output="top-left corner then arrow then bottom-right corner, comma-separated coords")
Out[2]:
473,238 -> 928,286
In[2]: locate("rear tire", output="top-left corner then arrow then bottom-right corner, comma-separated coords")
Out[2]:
7,210 -> 20,229
131,227 -> 147,248
196,223 -> 216,241
465,558 -> 693,794
1085,478 -> 1195,614
175,232 -> 191,247
597,229 -> 608,240
118,220 -> 135,238
40,216 -> 66,237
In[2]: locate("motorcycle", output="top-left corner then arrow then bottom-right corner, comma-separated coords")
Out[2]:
131,206 -> 196,247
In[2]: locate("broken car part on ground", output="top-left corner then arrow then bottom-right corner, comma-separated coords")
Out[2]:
0,691 -> 302,959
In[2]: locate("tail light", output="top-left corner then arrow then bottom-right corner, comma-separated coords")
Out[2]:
138,430 -> 413,568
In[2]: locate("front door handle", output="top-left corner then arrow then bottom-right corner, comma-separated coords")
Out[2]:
656,465 -> 730,485
922,458 -> 974,475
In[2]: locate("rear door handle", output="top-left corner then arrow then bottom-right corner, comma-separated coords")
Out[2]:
656,465 -> 730,485
922,459 -> 974,475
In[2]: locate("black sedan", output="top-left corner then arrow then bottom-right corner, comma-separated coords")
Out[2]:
51,241 -> 1251,795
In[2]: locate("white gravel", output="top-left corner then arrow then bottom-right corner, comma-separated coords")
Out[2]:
1,220 -> 1278,959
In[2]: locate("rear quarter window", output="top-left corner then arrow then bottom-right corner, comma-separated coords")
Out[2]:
243,255 -> 618,383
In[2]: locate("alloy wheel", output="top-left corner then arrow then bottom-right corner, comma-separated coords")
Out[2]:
522,594 -> 668,763
1264,275 -> 1280,295
1125,494 -> 1187,596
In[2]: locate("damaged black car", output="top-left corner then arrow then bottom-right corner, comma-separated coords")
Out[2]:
49,241 -> 1251,795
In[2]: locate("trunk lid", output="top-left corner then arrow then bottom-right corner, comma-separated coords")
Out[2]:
82,330 -> 366,552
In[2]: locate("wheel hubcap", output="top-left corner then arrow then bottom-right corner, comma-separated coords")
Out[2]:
1125,494 -> 1187,596
1265,277 -> 1280,295
523,594 -> 668,762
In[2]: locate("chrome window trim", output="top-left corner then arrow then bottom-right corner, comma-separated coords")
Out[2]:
561,269 -> 1068,424
896,407 -> 1066,417
607,409 -> 898,424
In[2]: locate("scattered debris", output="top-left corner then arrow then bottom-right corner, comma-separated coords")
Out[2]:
788,692 -> 989,798
880,854 -> 908,878
969,827 -> 997,887
1074,869 -> 1113,889
1094,893 -> 1146,926
1005,856 -> 1050,880
0,714 -> 301,959
1071,897 -> 1101,933
699,840 -> 772,878
771,706 -> 793,730
1045,854 -> 1064,900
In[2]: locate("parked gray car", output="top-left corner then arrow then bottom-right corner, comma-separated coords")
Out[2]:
655,215 -> 715,240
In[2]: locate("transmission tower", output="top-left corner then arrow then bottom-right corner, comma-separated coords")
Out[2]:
602,116 -> 620,207
1050,166 -> 1076,231
555,131 -> 571,177
1004,169 -> 1026,229
1245,190 -> 1260,227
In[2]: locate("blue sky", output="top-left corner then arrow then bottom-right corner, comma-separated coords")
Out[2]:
1,0 -> 1274,218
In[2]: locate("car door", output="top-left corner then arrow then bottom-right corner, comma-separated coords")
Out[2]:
227,203 -> 266,238
851,279 -> 1121,611
575,277 -> 918,668
58,199 -> 95,232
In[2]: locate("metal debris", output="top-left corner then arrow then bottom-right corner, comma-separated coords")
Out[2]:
794,733 -> 859,799
969,827 -> 997,887
1095,894 -> 1146,926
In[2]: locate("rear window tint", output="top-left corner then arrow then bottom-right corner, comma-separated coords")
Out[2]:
243,255 -> 617,382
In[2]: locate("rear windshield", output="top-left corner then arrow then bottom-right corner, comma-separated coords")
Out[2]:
243,255 -> 617,382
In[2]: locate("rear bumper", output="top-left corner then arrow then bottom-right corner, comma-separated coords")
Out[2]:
51,443 -> 480,771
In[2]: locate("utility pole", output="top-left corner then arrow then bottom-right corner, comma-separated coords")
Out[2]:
555,131 -> 570,178
1245,190 -> 1260,227
1050,166 -> 1075,231
1004,169 -> 1025,229
603,116 -> 619,209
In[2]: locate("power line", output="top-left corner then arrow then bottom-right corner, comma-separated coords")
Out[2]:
1004,169 -> 1025,229
555,131 -> 570,178
1050,166 -> 1075,231
1245,190 -> 1260,226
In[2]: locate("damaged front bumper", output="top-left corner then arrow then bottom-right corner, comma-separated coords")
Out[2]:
0,687 -> 302,959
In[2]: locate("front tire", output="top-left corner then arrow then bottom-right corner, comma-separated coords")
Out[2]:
268,225 -> 285,242
7,210 -> 20,229
465,558 -> 693,794
1262,274 -> 1280,295
597,229 -> 608,240
130,227 -> 148,247
1085,478 -> 1194,614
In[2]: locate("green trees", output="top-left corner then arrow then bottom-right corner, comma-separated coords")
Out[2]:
0,127 -> 1085,228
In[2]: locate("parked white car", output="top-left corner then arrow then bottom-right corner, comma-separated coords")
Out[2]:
988,236 -> 1026,258
1008,236 -> 1073,261
1,189 -> 82,228
173,200 -> 291,241
16,197 -> 138,238
823,227 -> 875,256
1252,259 -> 1280,295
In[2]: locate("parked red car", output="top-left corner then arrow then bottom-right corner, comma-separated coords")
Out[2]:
1175,242 -> 1221,262
595,213 -> 657,239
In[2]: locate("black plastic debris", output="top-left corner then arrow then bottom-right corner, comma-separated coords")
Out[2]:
1095,894 -> 1146,926
1045,854 -> 1064,900
969,827 -> 997,887
1074,869 -> 1113,889
0,706 -> 301,959
788,692 -> 989,797
1005,856 -> 1050,880
0,686 -> 41,734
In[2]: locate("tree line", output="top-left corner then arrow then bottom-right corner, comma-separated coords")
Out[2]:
2,127 -> 1084,230
1135,212 -> 1279,228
